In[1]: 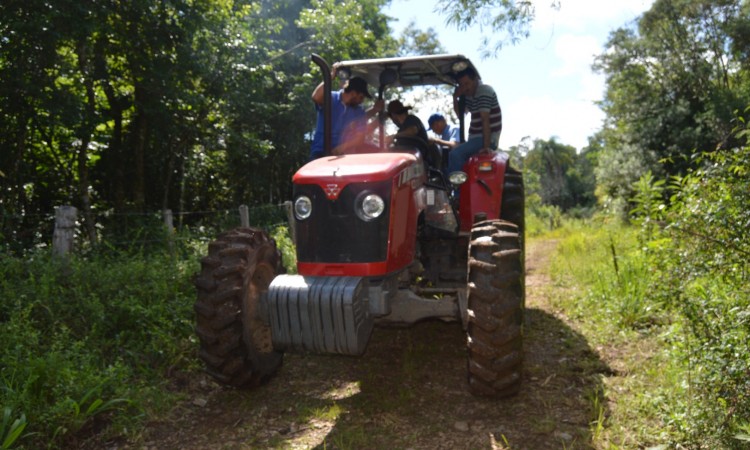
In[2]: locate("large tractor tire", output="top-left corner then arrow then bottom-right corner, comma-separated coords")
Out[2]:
500,165 -> 524,245
466,219 -> 524,397
193,227 -> 283,388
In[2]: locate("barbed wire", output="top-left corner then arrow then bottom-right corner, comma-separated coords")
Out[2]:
1,204 -> 287,221
1,203 -> 292,253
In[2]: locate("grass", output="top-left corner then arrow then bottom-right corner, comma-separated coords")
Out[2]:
0,408 -> 27,450
4,208 -> 744,448
542,218 -> 693,448
0,245 -> 200,449
549,207 -> 750,448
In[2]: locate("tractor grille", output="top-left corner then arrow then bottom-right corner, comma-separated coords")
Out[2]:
294,181 -> 392,263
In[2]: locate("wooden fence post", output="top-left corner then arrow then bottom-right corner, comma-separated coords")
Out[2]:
283,200 -> 296,245
163,209 -> 174,231
53,205 -> 77,257
239,205 -> 249,228
163,209 -> 174,254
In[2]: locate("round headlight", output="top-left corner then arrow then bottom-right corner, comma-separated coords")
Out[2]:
294,195 -> 312,220
357,193 -> 385,221
448,171 -> 468,185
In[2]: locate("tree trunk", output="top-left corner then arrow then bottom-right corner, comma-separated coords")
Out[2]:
76,38 -> 98,244
133,82 -> 148,210
95,36 -> 128,212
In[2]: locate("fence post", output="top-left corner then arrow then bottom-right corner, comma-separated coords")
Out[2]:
239,204 -> 249,228
163,209 -> 174,231
283,200 -> 296,245
163,209 -> 174,254
53,205 -> 78,257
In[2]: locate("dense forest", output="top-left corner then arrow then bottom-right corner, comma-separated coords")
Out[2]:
2,0 -> 748,248
1,0 -> 402,250
1,0 -> 749,448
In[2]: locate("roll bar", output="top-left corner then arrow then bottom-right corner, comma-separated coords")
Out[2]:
311,54 -> 332,156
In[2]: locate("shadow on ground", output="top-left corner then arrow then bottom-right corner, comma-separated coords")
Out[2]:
128,308 -> 612,450
111,239 -> 612,450
308,308 -> 613,450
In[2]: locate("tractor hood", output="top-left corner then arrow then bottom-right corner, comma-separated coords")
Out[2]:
294,152 -> 420,184
292,152 -> 426,276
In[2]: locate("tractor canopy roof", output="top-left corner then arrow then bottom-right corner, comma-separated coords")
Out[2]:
334,54 -> 478,89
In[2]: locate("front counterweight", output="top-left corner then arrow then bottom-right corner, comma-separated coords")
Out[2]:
266,275 -> 374,355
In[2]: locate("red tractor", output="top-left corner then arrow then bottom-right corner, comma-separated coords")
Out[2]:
194,54 -> 525,397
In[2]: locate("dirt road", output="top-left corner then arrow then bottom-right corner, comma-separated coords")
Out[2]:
122,239 -> 611,449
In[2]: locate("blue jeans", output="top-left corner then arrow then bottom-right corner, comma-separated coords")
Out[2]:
448,136 -> 486,175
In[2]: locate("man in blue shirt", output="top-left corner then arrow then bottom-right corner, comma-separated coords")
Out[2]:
310,75 -> 384,159
427,113 -> 461,150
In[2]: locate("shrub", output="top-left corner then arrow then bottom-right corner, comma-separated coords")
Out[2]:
0,246 -> 199,448
630,121 -> 750,447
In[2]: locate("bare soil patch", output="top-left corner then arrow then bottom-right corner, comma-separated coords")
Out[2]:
98,239 -> 612,449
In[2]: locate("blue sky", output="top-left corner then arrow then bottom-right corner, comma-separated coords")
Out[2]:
384,0 -> 654,150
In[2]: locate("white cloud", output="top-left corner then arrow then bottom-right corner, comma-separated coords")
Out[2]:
503,95 -> 603,150
549,33 -> 607,103
551,33 -> 601,78
383,0 -> 655,149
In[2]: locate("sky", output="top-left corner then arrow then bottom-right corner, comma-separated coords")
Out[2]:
384,0 -> 655,150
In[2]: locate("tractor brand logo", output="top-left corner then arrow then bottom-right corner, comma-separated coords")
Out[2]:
324,184 -> 341,199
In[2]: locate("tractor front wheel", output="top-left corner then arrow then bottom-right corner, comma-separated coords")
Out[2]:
193,227 -> 283,387
466,220 -> 524,397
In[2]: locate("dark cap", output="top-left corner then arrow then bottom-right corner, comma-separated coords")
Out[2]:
344,76 -> 372,98
427,113 -> 445,130
387,100 -> 412,115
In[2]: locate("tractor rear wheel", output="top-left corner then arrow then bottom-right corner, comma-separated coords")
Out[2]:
500,165 -> 524,247
193,227 -> 283,387
466,220 -> 524,397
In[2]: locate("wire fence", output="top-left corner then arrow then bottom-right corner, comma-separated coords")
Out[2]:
1,203 -> 293,256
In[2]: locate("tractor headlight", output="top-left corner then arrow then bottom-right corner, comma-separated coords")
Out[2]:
294,195 -> 312,220
448,171 -> 468,185
355,192 -> 385,221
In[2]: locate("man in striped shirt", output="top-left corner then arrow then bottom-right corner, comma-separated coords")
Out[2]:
447,66 -> 502,175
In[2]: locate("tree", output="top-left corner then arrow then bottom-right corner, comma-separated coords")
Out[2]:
593,0 -> 750,214
0,0 -> 417,251
397,21 -> 447,56
523,137 -> 586,211
435,0 -> 560,56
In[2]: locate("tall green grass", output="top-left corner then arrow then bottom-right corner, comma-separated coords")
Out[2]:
0,224 -> 297,448
0,246 -> 200,448
546,134 -> 750,448
547,221 -> 687,447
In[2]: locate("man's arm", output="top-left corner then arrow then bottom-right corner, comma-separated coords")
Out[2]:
312,65 -> 339,106
385,125 -> 419,146
430,136 -> 458,149
394,125 -> 418,138
365,99 -> 384,118
311,81 -> 326,106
